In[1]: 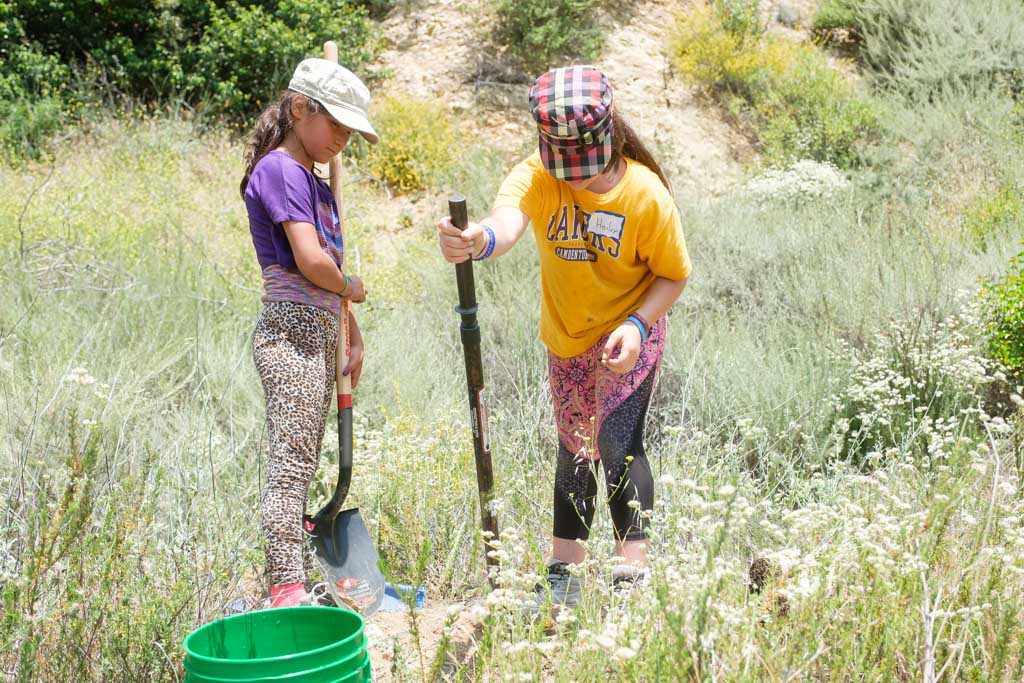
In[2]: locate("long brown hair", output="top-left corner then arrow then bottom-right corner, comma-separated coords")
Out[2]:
606,112 -> 671,193
239,91 -> 327,197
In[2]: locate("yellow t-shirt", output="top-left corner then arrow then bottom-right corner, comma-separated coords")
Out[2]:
494,151 -> 692,358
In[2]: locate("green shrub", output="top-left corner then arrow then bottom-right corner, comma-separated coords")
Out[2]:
979,250 -> 1024,379
189,0 -> 378,121
963,181 -> 1023,249
671,2 -> 882,168
492,0 -> 603,75
0,96 -> 65,161
0,6 -> 75,155
2,0 -> 214,102
858,0 -> 1024,98
756,46 -> 881,168
0,0 -> 380,132
811,0 -> 860,38
713,0 -> 762,40
361,96 -> 456,194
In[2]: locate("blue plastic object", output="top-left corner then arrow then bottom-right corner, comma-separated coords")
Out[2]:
377,583 -> 426,612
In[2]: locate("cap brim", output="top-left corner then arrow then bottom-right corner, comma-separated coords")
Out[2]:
323,102 -> 379,145
538,134 -> 613,182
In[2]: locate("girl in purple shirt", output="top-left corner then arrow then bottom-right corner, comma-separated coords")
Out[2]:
239,58 -> 379,608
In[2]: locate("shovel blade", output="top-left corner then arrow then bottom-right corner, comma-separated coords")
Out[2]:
306,508 -> 385,615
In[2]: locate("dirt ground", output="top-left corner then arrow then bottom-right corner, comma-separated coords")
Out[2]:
364,602 -> 483,682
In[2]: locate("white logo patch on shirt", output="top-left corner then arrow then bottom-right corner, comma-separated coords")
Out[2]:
587,211 -> 625,241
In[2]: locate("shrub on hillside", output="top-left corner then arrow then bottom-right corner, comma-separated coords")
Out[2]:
858,0 -> 1024,98
811,0 -> 860,42
978,251 -> 1024,380
671,2 -> 881,168
963,181 -> 1023,250
492,0 -> 603,76
745,159 -> 849,206
360,96 -> 456,194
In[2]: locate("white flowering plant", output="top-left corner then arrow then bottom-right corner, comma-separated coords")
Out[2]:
745,159 -> 851,206
827,304 -> 1003,469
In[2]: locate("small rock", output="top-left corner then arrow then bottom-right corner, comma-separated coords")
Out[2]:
777,1 -> 802,27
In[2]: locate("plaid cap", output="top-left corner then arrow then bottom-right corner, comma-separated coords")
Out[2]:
529,66 -> 614,182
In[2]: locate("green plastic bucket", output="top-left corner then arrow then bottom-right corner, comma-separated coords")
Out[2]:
183,606 -> 371,683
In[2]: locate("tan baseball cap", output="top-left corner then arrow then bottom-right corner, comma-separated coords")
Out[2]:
288,58 -> 379,145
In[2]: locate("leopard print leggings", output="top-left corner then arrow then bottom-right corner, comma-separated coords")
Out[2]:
252,301 -> 338,586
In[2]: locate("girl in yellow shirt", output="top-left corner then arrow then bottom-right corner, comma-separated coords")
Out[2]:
437,65 -> 690,608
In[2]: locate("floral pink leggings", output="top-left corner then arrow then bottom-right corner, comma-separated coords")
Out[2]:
547,317 -> 666,543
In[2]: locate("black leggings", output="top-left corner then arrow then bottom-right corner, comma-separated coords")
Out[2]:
552,370 -> 656,543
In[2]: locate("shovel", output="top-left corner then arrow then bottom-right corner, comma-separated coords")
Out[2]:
302,303 -> 385,615
301,40 -> 385,615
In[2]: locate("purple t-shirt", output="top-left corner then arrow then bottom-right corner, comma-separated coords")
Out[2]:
244,150 -> 344,316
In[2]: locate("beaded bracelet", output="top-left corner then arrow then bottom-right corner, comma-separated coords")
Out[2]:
625,314 -> 648,343
473,224 -> 496,261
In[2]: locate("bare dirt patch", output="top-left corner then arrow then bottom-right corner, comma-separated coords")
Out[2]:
365,603 -> 483,682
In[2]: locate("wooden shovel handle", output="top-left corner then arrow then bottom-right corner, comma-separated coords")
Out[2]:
325,39 -> 352,406
337,301 -> 351,402
328,40 -> 353,517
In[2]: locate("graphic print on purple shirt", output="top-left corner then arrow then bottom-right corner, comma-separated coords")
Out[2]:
316,200 -> 342,251
244,150 -> 345,315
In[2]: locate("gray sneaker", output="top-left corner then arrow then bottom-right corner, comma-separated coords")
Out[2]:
534,560 -> 583,610
611,565 -> 650,599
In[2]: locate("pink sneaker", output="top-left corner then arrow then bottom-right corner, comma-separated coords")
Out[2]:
269,582 -> 306,608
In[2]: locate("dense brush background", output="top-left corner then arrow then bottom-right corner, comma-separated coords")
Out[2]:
2,0 -> 1024,680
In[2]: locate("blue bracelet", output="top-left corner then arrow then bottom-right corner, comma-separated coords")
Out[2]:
625,315 -> 648,343
473,224 -> 496,261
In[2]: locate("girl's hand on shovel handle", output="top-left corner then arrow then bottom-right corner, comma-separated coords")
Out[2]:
343,312 -> 365,388
341,274 -> 368,303
437,216 -> 485,263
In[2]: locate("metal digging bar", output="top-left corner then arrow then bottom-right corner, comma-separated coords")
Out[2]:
448,194 -> 500,587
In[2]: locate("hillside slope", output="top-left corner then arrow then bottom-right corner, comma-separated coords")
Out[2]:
374,0 -> 746,202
